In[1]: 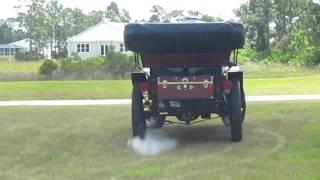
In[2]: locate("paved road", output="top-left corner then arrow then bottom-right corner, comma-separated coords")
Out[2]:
0,95 -> 319,106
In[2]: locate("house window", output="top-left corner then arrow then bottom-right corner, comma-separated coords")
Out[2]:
5,48 -> 9,55
81,44 -> 85,52
100,45 -> 109,56
0,48 -> 4,56
86,44 -> 89,52
101,45 -> 104,56
10,48 -> 16,56
120,43 -> 124,52
77,44 -> 90,53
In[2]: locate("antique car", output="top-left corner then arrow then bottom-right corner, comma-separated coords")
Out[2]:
124,22 -> 246,142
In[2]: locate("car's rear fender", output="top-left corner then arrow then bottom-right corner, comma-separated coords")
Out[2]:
227,70 -> 244,91
131,72 -> 148,84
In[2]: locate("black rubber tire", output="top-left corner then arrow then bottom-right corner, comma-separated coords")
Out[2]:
241,89 -> 246,122
131,83 -> 146,139
230,79 -> 243,142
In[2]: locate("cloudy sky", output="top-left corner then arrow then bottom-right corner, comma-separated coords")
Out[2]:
0,0 -> 249,21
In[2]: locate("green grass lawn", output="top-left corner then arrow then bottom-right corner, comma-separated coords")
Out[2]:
241,62 -> 320,79
0,80 -> 131,100
0,61 -> 42,73
0,102 -> 319,179
0,61 -> 42,81
0,75 -> 319,100
0,56 -> 15,62
245,75 -> 320,95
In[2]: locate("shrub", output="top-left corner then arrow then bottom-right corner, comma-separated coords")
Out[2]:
14,50 -> 25,61
104,51 -> 134,78
86,56 -> 104,66
238,47 -> 258,63
69,52 -> 81,61
39,60 -> 58,76
268,30 -> 320,66
58,56 -> 106,80
36,51 -> 135,80
54,51 -> 135,80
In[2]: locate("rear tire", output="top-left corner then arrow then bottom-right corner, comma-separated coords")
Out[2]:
230,79 -> 242,142
241,89 -> 246,122
131,83 -> 146,139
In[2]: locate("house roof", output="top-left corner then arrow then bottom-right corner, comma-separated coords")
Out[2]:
67,21 -> 126,43
9,38 -> 30,48
0,44 -> 25,49
0,38 -> 30,49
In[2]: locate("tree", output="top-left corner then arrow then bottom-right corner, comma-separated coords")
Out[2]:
121,9 -> 131,23
148,7 -> 223,23
235,0 -> 272,51
201,14 -> 223,22
46,0 -> 63,53
149,5 -> 169,23
298,1 -> 320,45
87,10 -> 105,26
0,20 -> 14,44
105,2 -> 131,23
105,2 -> 121,22
167,10 -> 185,22
0,18 -> 27,44
16,0 -> 47,52
71,8 -> 88,35
59,8 -> 74,41
273,0 -> 298,42
235,0 -> 320,65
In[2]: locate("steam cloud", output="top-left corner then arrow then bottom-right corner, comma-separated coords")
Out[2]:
127,130 -> 178,156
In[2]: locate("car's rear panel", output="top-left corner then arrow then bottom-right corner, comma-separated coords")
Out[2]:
157,75 -> 214,99
147,67 -> 223,115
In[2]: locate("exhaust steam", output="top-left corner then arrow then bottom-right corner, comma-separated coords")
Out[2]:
127,130 -> 177,156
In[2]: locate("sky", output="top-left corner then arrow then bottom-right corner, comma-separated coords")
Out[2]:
0,0 -> 249,21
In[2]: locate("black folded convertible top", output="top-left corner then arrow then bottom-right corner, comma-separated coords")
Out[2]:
124,22 -> 245,54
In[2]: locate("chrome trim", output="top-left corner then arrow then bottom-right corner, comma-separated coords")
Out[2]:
157,76 -> 214,86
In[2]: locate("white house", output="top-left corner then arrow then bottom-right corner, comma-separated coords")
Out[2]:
0,43 -> 25,56
67,21 -> 127,59
0,39 -> 30,56
0,38 -> 52,58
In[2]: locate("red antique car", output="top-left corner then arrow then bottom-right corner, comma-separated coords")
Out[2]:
124,22 -> 246,142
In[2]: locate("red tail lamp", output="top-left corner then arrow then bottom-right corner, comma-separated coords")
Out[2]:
223,80 -> 233,90
139,83 -> 148,92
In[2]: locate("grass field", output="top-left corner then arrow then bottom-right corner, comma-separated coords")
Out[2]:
0,75 -> 319,100
242,62 -> 320,79
0,80 -> 131,100
0,56 -> 15,62
245,75 -> 320,95
0,101 -> 319,179
0,61 -> 41,73
0,61 -> 42,81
